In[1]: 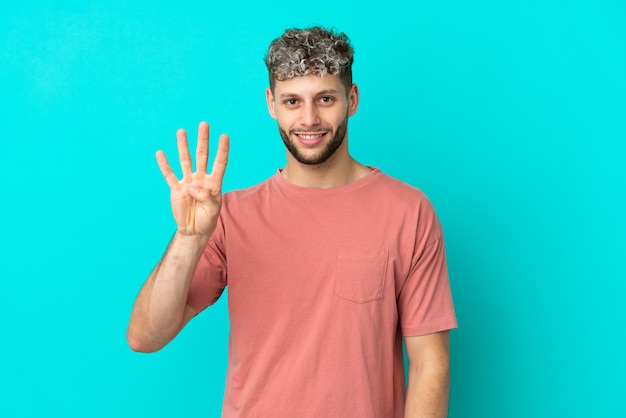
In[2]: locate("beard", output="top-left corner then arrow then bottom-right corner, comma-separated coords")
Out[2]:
278,116 -> 348,165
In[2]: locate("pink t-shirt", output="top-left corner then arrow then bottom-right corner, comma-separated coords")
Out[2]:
188,168 -> 457,417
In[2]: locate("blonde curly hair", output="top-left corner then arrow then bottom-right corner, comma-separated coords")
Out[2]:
265,26 -> 354,93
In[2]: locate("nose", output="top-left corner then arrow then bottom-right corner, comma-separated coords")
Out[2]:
300,102 -> 320,127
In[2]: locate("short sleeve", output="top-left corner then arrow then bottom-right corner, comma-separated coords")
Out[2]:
186,216 -> 228,313
398,226 -> 457,337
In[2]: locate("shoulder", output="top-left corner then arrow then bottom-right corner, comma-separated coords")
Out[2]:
220,174 -> 276,217
371,170 -> 435,210
369,170 -> 443,239
223,179 -> 271,201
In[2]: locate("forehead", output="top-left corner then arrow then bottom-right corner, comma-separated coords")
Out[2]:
274,74 -> 347,97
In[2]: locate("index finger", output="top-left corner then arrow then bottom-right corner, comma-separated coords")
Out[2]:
209,133 -> 230,183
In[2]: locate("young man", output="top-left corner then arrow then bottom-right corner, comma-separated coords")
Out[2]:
127,27 -> 457,417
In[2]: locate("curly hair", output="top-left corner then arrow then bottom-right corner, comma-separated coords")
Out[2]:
264,26 -> 354,93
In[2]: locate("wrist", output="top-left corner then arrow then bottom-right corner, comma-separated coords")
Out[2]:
173,230 -> 211,248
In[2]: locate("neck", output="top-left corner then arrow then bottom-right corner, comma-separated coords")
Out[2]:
281,145 -> 371,189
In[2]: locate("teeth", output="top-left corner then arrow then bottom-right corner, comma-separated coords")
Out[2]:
299,134 -> 323,139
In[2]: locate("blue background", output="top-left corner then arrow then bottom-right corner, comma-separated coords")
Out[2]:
1,1 -> 624,416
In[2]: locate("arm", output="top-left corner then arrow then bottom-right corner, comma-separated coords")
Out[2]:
126,122 -> 229,352
126,234 -> 205,352
404,331 -> 451,418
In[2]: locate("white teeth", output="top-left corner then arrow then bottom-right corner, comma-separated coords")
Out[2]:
299,134 -> 323,139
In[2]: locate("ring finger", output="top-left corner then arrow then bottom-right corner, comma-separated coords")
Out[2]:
176,128 -> 193,179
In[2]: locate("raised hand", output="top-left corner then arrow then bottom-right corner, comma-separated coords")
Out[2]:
156,121 -> 229,237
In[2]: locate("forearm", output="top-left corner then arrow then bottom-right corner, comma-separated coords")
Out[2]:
127,232 -> 209,352
404,364 -> 451,418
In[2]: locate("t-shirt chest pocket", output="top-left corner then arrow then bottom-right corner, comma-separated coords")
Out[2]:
335,247 -> 388,303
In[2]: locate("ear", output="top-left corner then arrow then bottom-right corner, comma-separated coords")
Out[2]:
347,83 -> 359,117
266,87 -> 277,120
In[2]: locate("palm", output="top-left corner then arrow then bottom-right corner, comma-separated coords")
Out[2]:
156,122 -> 230,236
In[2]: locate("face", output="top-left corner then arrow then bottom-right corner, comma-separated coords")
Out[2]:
266,74 -> 359,166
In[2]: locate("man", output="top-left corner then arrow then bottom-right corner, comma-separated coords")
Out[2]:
127,27 -> 457,417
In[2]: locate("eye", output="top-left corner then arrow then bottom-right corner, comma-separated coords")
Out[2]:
319,96 -> 335,104
284,98 -> 298,106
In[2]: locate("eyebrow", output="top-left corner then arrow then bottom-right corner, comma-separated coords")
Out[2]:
278,89 -> 340,99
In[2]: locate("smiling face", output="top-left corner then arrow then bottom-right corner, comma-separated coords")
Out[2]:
266,74 -> 359,166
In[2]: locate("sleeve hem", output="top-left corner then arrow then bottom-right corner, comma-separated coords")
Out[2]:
401,318 -> 458,337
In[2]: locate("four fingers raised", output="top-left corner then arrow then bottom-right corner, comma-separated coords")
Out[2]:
156,122 -> 230,190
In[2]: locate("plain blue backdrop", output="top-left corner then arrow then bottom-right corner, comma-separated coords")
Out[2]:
1,1 -> 624,417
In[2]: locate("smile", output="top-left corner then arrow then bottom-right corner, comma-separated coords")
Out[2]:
294,132 -> 328,146
295,133 -> 327,140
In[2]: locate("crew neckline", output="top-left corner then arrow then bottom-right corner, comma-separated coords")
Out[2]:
271,167 -> 381,197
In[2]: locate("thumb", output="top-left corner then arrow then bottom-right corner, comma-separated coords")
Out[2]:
188,186 -> 212,201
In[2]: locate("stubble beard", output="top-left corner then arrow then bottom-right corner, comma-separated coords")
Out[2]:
278,116 -> 348,166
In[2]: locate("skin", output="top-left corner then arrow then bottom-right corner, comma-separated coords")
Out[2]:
127,74 -> 451,417
266,74 -> 370,188
126,122 -> 228,352
404,331 -> 452,418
